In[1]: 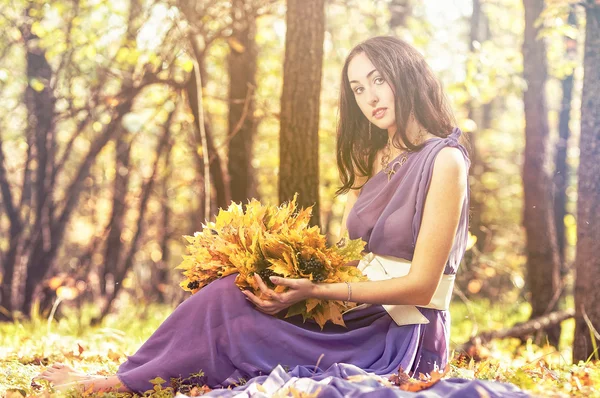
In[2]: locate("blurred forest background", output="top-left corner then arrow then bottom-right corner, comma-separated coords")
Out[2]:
0,0 -> 599,370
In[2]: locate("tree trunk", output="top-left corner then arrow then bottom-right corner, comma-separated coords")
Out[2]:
155,136 -> 174,304
466,0 -> 493,254
19,10 -> 57,316
0,137 -> 23,318
522,0 -> 561,347
279,0 -> 325,227
573,1 -> 600,363
186,63 -> 230,215
101,128 -> 133,296
228,0 -> 258,204
389,0 -> 412,31
554,10 -> 577,267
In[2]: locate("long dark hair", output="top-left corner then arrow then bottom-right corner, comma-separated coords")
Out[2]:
335,36 -> 457,196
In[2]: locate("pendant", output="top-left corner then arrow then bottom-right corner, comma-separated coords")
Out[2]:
384,154 -> 409,181
385,168 -> 395,181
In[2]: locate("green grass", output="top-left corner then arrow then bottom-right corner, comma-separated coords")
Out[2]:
446,298 -> 599,397
1,299 -> 599,397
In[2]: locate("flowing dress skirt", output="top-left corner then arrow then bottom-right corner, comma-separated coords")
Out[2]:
116,275 -> 528,397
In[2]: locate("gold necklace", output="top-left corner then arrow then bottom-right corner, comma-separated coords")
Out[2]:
381,140 -> 408,181
381,127 -> 427,181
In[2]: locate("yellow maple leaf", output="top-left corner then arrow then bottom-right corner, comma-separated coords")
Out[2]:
332,234 -> 366,260
312,306 -> 328,330
260,237 -> 288,258
305,298 -> 320,313
267,258 -> 294,277
326,301 -> 346,328
288,207 -> 314,230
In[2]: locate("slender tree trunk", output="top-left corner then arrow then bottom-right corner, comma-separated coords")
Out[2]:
466,0 -> 492,253
554,79 -> 573,264
155,137 -> 174,303
554,10 -> 577,266
186,63 -> 230,214
389,0 -> 412,31
101,128 -> 133,296
228,0 -> 258,203
522,0 -> 562,347
279,0 -> 325,227
0,138 -> 22,318
19,9 -> 57,316
573,1 -> 600,363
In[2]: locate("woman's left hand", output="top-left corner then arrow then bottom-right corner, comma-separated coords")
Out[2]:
242,274 -> 316,316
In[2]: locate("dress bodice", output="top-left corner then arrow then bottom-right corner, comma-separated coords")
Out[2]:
346,127 -> 471,275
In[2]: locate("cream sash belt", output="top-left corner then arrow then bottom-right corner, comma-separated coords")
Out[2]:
341,252 -> 455,326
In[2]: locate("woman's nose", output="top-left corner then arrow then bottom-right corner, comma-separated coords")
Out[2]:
368,93 -> 379,106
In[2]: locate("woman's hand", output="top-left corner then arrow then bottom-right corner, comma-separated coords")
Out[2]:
242,274 -> 316,316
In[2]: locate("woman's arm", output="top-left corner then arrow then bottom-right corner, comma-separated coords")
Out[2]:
244,147 -> 467,313
314,146 -> 467,306
337,170 -> 368,242
337,188 -> 360,242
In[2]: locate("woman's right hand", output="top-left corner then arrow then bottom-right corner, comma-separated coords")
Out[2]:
243,274 -> 315,315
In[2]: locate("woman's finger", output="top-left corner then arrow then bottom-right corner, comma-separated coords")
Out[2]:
262,305 -> 284,315
254,273 -> 271,295
255,274 -> 283,302
257,306 -> 279,315
243,289 -> 267,308
244,290 -> 281,312
269,276 -> 297,288
278,291 -> 295,304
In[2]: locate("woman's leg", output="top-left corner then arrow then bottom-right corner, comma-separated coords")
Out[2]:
33,363 -> 130,392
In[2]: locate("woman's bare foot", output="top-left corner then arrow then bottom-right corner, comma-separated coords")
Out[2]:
33,363 -> 130,392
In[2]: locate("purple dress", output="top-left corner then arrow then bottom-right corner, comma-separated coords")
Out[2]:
116,128 -> 529,397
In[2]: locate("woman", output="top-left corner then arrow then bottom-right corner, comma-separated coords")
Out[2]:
36,36 -> 528,397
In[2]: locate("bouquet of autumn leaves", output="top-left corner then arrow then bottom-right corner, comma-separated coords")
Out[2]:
176,194 -> 368,329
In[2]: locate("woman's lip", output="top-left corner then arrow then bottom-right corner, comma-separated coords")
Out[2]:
373,108 -> 387,119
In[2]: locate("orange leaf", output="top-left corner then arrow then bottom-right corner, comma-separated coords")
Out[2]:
107,349 -> 121,362
326,302 -> 346,328
312,307 -> 328,330
391,365 -> 449,392
306,299 -> 320,313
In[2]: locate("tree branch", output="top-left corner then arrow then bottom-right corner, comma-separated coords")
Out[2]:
0,136 -> 21,236
456,309 -> 575,355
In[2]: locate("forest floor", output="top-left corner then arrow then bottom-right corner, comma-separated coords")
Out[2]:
0,298 -> 598,397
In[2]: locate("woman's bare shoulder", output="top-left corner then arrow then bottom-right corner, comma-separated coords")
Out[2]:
431,146 -> 468,192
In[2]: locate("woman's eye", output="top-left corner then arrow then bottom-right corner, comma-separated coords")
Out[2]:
354,87 -> 363,94
374,77 -> 384,84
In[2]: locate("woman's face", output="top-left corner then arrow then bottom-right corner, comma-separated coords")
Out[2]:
347,52 -> 397,133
